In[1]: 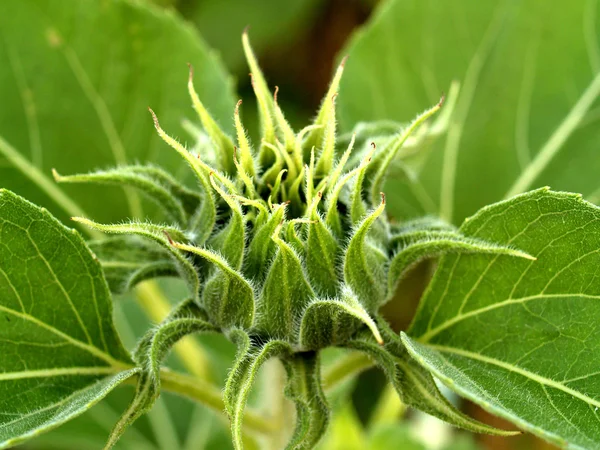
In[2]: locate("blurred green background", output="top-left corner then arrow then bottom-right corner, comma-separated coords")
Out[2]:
2,0 -> 598,448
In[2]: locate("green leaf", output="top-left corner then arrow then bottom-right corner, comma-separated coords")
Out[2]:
0,189 -> 134,448
88,236 -> 178,294
283,352 -> 329,450
299,286 -> 382,350
345,321 -> 514,437
405,188 -> 600,448
0,0 -> 235,224
256,223 -> 314,340
179,0 -> 323,73
105,299 -> 215,448
223,335 -> 291,450
338,0 -> 600,223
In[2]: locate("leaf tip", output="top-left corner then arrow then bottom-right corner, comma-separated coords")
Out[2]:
162,230 -> 175,245
51,168 -> 62,181
438,92 -> 446,108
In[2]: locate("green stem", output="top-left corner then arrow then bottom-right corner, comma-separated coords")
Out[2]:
322,352 -> 373,390
159,368 -> 275,435
135,281 -> 213,381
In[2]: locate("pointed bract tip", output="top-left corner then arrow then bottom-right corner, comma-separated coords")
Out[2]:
274,86 -> 279,103
242,25 -> 250,36
370,142 -> 376,149
331,92 -> 338,103
187,63 -> 194,81
162,230 -> 175,245
148,108 -> 160,128
340,55 -> 349,68
380,192 -> 386,205
438,93 -> 446,108
235,99 -> 242,115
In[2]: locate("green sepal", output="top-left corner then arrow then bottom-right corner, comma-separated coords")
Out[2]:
299,286 -> 382,350
367,98 -> 443,206
126,164 -> 203,218
207,175 -> 246,270
282,352 -> 329,450
242,32 -> 277,167
188,66 -> 236,174
324,138 -> 361,238
338,120 -> 403,148
287,165 -> 306,218
104,299 -> 215,449
306,196 -> 339,297
255,223 -> 315,340
390,216 -> 455,235
349,143 -> 376,225
261,141 -> 285,188
387,233 -> 535,303
149,108 -> 217,243
88,236 -> 179,294
273,86 -> 299,168
233,99 -> 257,178
223,333 -> 292,450
53,167 -> 187,224
174,242 -> 255,329
389,229 -> 460,248
315,94 -> 337,178
244,203 -> 286,282
345,320 -> 517,437
303,58 -> 345,158
343,194 -> 387,311
72,218 -> 200,301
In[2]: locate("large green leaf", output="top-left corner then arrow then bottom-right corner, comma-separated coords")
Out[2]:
338,0 -> 600,223
404,189 -> 600,448
0,189 -> 135,448
0,0 -> 235,224
179,0 -> 323,73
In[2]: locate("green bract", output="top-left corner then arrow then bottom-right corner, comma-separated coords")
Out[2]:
52,35 -> 537,448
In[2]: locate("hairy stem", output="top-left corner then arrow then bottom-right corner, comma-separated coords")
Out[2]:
135,281 -> 213,381
159,368 -> 276,435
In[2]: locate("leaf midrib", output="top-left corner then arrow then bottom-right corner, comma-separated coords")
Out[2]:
0,366 -> 122,381
0,304 -> 129,369
420,292 -> 600,342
